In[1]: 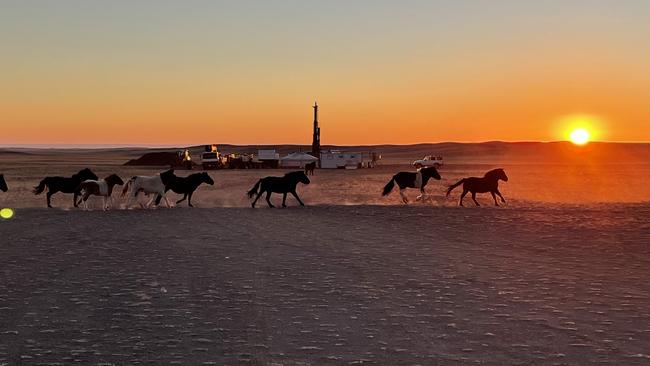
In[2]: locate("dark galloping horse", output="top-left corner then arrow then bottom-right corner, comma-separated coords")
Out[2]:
304,162 -> 316,176
0,174 -> 7,192
382,167 -> 441,204
34,168 -> 98,208
247,171 -> 310,208
164,172 -> 214,207
447,168 -> 509,206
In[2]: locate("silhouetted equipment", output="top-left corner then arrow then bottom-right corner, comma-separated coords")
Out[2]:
312,102 -> 321,166
201,145 -> 222,169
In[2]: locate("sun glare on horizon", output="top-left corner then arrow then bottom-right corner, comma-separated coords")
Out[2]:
570,128 -> 591,145
557,114 -> 604,146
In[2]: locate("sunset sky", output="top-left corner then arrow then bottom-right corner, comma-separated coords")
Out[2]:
1,0 -> 649,145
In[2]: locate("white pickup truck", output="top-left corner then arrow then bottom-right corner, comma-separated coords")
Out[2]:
412,155 -> 443,169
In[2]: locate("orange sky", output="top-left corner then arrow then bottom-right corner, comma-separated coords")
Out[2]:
1,1 -> 649,145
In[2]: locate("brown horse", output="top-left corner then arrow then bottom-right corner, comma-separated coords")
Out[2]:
304,161 -> 316,176
446,168 -> 508,206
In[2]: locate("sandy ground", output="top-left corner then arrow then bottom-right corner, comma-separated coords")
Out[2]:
1,205 -> 650,365
1,148 -> 650,364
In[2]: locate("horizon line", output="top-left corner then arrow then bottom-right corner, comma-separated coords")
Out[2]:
1,140 -> 649,150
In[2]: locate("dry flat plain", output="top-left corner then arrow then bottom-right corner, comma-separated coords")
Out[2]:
1,146 -> 650,365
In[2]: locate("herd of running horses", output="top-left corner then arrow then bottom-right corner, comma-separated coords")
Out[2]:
0,166 -> 508,209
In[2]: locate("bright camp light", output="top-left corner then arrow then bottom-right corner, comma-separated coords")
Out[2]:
570,128 -> 590,145
0,208 -> 14,219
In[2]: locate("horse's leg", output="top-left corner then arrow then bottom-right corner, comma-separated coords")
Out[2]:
145,195 -> 153,207
282,192 -> 287,208
252,191 -> 262,208
187,192 -> 194,207
163,194 -> 172,208
265,191 -> 275,208
459,189 -> 468,206
290,190 -> 305,206
496,189 -> 506,203
73,192 -> 79,208
398,188 -> 408,204
82,192 -> 90,210
46,191 -> 55,208
102,196 -> 107,211
471,192 -> 480,206
176,194 -> 187,204
416,187 -> 426,201
491,192 -> 500,206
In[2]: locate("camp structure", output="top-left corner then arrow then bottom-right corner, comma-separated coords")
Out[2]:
279,152 -> 318,168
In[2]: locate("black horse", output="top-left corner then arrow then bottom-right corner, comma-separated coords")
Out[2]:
164,172 -> 214,207
247,171 -> 310,208
447,168 -> 509,206
0,174 -> 7,192
304,161 -> 316,176
382,167 -> 441,204
33,168 -> 98,208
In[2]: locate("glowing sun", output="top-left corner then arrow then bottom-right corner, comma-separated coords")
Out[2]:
570,128 -> 591,145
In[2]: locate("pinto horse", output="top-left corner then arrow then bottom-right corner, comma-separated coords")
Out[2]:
78,174 -> 125,210
247,171 -> 310,208
447,168 -> 508,206
122,169 -> 175,208
304,161 -> 316,176
382,167 -> 441,204
0,174 -> 7,192
164,172 -> 214,207
33,168 -> 98,208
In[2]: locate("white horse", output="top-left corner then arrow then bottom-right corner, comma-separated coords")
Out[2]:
121,170 -> 174,208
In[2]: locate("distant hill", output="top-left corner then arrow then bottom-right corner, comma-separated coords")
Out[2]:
2,142 -> 649,166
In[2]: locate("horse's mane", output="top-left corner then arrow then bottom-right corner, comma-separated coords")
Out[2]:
72,168 -> 92,180
484,168 -> 503,179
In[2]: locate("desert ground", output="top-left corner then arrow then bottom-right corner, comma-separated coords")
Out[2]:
1,145 -> 650,365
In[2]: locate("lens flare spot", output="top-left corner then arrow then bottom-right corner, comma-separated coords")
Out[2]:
0,208 -> 14,219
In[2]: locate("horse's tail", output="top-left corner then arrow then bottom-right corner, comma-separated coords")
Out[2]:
121,177 -> 136,197
382,177 -> 396,196
446,179 -> 465,196
247,179 -> 262,198
33,178 -> 49,195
